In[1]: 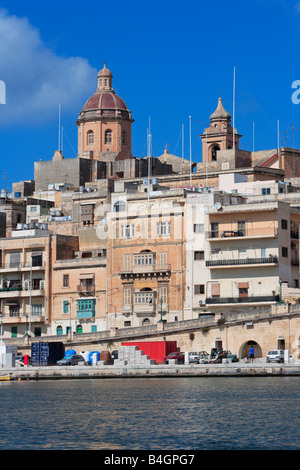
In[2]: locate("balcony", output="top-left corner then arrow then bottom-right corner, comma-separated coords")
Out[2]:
207,228 -> 278,240
119,264 -> 171,278
1,312 -> 45,323
206,256 -> 278,268
0,285 -> 45,298
206,295 -> 279,305
77,284 -> 95,296
0,261 -> 45,272
133,303 -> 157,316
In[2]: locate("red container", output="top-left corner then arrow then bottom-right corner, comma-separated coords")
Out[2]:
121,341 -> 177,364
24,354 -> 29,365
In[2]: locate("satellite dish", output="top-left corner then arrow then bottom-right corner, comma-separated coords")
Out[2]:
215,202 -> 222,210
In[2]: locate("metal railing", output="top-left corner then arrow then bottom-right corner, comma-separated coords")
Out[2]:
119,264 -> 171,274
206,256 -> 278,267
206,295 -> 279,304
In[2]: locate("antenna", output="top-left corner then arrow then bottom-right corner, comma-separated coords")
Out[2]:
277,120 -> 280,158
181,123 -> 184,186
233,67 -> 236,151
147,117 -> 151,207
189,116 -> 192,186
58,103 -> 61,151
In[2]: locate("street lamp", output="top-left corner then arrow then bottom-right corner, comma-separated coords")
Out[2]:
279,279 -> 283,303
158,298 -> 163,322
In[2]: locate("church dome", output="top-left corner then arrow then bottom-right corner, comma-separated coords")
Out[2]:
77,64 -> 132,122
210,97 -> 231,122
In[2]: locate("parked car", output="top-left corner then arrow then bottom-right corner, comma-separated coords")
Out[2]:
188,351 -> 210,364
223,350 -> 239,362
266,350 -> 284,363
163,352 -> 185,364
57,355 -> 85,366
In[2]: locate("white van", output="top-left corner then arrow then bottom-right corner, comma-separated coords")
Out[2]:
266,350 -> 284,363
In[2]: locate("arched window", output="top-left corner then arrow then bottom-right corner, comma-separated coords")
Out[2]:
76,324 -> 83,334
122,130 -> 127,145
56,325 -> 63,335
105,129 -> 112,144
211,145 -> 220,162
87,130 -> 94,145
114,200 -> 126,212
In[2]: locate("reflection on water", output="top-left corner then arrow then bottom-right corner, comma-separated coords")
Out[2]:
0,377 -> 299,450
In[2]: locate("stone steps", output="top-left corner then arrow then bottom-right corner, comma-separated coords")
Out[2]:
113,345 -> 156,366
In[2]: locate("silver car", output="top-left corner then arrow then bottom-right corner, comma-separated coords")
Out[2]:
188,351 -> 210,364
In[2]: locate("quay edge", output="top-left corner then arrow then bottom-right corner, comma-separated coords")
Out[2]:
2,362 -> 300,381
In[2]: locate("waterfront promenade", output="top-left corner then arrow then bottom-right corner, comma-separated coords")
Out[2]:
2,361 -> 300,381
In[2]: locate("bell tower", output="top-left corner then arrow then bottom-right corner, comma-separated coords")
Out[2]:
200,98 -> 241,163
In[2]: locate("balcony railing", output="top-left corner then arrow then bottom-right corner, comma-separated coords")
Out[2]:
206,256 -> 278,267
206,295 -> 280,304
0,261 -> 45,270
119,264 -> 171,275
207,228 -> 278,239
77,284 -> 95,294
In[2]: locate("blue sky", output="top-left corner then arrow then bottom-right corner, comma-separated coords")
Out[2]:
1,0 -> 300,191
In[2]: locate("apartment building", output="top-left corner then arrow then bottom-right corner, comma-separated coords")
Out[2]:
106,180 -> 186,328
51,246 -> 107,336
0,227 -> 52,338
204,198 -> 300,312
183,190 -> 245,318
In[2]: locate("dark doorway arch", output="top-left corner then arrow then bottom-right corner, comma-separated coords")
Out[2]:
240,340 -> 262,359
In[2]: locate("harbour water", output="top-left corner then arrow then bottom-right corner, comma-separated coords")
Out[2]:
0,376 -> 299,450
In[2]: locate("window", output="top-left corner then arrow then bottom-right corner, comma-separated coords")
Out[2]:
237,221 -> 245,235
239,288 -> 248,297
114,201 -> 126,212
105,129 -> 112,144
210,222 -> 219,238
32,304 -> 43,316
124,321 -> 131,327
194,251 -> 204,261
156,222 -> 171,236
194,284 -> 205,295
63,274 -> 69,288
281,219 -> 288,230
63,300 -> 70,314
211,145 -> 220,161
134,291 -> 154,304
134,253 -> 155,266
124,288 -> 131,305
160,252 -> 168,268
57,325 -> 63,335
282,247 -> 288,257
122,130 -> 127,145
120,224 -> 135,238
193,224 -> 204,233
11,326 -> 17,338
261,188 -> 271,195
159,286 -> 168,304
91,325 -> 97,333
32,253 -> 42,267
77,299 -> 96,318
87,130 -> 94,145
9,251 -> 21,268
123,254 -> 131,272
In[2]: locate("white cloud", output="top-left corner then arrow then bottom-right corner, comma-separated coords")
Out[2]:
0,9 -> 97,126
